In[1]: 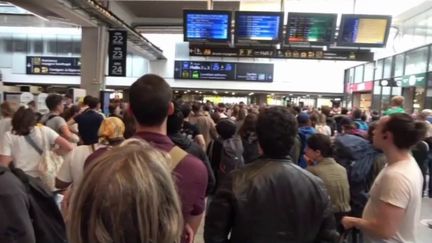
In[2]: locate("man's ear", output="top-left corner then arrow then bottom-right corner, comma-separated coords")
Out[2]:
167,102 -> 174,116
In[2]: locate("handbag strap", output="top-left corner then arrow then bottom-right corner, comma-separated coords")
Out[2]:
24,129 -> 44,155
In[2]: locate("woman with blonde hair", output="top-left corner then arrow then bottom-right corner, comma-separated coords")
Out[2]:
68,139 -> 183,243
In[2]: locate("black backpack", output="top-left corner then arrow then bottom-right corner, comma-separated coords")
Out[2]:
220,136 -> 244,175
0,166 -> 67,243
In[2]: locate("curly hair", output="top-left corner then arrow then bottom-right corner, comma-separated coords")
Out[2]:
256,106 -> 298,157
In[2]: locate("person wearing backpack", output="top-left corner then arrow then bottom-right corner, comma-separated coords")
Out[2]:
297,112 -> 316,168
352,109 -> 368,132
0,107 -> 73,180
342,113 -> 427,242
205,107 -> 339,243
42,94 -> 79,143
167,101 -> 216,196
0,160 -> 67,243
128,74 -> 208,243
208,119 -> 244,188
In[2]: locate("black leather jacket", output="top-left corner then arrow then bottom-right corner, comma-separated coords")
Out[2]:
204,157 -> 339,243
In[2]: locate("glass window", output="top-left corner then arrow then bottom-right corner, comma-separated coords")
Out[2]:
394,54 -> 404,77
405,46 -> 428,75
56,35 -> 72,54
354,65 -> 363,83
344,70 -> 350,84
392,86 -> 402,96
13,34 -> 27,53
72,36 -> 81,55
364,62 -> 374,82
372,81 -> 381,112
383,57 -> 392,78
374,59 -> 384,80
349,68 -> 354,83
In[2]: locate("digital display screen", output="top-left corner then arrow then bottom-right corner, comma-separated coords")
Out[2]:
235,12 -> 283,43
286,13 -> 337,44
174,61 -> 273,82
338,15 -> 391,47
184,10 -> 231,42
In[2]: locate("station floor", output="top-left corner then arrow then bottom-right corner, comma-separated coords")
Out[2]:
195,198 -> 432,243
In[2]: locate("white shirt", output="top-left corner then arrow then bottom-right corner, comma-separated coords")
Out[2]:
362,157 -> 423,243
0,126 -> 59,177
56,144 -> 103,187
0,117 -> 12,143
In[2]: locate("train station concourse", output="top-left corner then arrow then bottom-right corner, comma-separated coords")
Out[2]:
0,0 -> 431,242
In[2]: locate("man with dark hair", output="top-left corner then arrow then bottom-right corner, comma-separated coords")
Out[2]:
42,94 -> 79,143
205,106 -> 338,243
68,96 -> 103,145
343,113 -> 427,242
189,102 -> 217,148
128,74 -> 208,243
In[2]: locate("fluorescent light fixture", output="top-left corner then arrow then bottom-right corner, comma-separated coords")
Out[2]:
248,92 -> 254,96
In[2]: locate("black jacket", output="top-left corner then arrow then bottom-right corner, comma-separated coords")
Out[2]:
169,132 -> 216,195
204,157 -> 339,243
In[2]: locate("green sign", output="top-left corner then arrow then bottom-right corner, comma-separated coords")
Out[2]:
399,73 -> 426,87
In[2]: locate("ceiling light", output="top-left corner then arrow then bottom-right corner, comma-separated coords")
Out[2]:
232,92 -> 236,95
248,92 -> 254,96
225,91 -> 229,94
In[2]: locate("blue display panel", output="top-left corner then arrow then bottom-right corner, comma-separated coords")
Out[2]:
337,14 -> 391,47
183,10 -> 231,42
235,11 -> 283,43
174,61 -> 273,82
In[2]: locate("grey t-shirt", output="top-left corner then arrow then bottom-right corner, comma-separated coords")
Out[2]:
42,114 -> 67,135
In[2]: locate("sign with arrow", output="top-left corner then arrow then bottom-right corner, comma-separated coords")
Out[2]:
26,56 -> 81,76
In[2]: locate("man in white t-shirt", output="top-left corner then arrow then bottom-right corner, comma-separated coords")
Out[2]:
342,113 -> 427,242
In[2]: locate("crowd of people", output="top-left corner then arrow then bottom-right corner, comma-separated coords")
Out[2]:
0,74 -> 430,243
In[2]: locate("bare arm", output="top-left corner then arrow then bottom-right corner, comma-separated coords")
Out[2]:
0,155 -> 13,167
195,134 -> 207,151
342,200 -> 405,239
59,125 -> 79,143
53,136 -> 73,155
67,119 -> 76,127
187,213 -> 204,235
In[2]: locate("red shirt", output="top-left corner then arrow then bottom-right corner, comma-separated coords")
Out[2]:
135,132 -> 208,221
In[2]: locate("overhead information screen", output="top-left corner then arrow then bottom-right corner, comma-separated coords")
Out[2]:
338,14 -> 391,47
183,10 -> 231,42
174,61 -> 273,82
286,13 -> 337,44
235,11 -> 283,43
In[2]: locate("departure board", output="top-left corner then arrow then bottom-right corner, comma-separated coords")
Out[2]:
286,13 -> 337,44
184,10 -> 231,42
174,61 -> 273,82
338,14 -> 391,47
235,11 -> 283,43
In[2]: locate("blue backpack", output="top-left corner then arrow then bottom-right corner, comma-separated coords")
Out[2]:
354,119 -> 369,132
334,134 -> 379,216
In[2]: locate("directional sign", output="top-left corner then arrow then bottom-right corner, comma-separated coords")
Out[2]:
26,56 -> 81,75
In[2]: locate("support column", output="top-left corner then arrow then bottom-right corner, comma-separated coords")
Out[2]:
80,26 -> 108,97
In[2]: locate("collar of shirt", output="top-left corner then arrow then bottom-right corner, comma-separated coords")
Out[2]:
134,131 -> 174,151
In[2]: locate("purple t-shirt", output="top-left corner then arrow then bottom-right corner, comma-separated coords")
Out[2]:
135,132 -> 208,221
